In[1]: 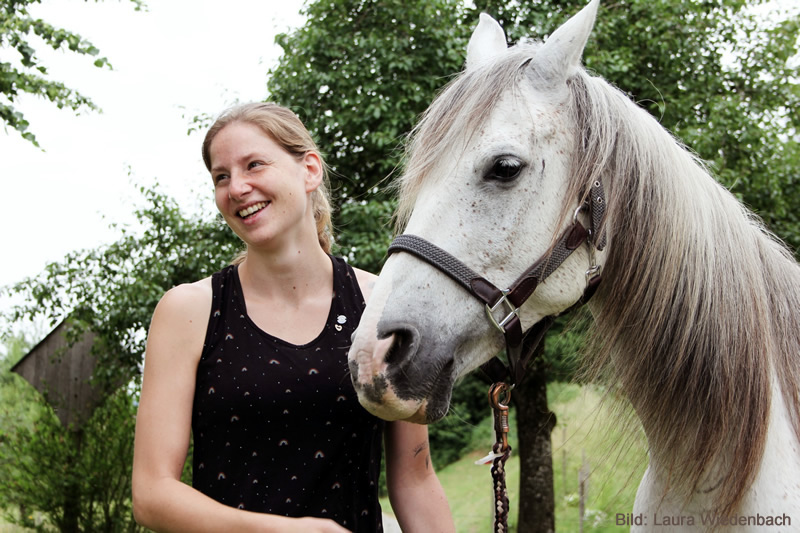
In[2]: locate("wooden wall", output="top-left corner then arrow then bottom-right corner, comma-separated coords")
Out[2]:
11,321 -> 103,429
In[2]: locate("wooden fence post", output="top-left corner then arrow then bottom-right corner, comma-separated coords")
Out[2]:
579,450 -> 589,533
562,426 -> 567,495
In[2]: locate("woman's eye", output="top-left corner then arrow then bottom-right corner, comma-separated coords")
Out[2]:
485,157 -> 525,183
213,174 -> 229,184
247,161 -> 263,170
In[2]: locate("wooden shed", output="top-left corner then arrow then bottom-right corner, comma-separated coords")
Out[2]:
11,319 -> 104,430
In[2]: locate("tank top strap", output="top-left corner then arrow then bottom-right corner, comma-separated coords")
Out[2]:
202,265 -> 238,360
330,255 -> 366,317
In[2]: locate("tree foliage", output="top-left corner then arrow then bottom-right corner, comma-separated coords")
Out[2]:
269,0 -> 468,203
0,381 -> 143,532
0,0 -> 144,146
334,197 -> 395,273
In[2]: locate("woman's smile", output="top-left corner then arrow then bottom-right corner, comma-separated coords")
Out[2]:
237,201 -> 270,220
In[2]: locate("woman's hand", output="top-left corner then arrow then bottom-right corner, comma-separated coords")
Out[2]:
289,517 -> 351,532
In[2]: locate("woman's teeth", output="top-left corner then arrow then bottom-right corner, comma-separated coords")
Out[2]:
238,202 -> 268,218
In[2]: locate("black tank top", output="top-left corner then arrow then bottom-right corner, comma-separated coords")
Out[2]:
192,256 -> 385,532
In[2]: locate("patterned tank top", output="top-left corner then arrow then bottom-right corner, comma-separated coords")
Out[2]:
192,256 -> 385,532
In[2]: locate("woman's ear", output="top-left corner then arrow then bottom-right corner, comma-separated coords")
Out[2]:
302,151 -> 324,193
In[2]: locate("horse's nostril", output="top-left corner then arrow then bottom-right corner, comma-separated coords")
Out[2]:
383,337 -> 398,365
381,328 -> 417,365
383,331 -> 403,366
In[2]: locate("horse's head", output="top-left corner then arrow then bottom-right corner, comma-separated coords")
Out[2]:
349,0 -> 607,423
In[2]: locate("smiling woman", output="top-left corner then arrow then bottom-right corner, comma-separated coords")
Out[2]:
130,102 -> 455,532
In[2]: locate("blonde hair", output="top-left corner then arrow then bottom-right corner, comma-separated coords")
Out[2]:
202,102 -> 334,258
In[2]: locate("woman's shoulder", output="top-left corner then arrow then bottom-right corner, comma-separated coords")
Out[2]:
152,277 -> 213,326
145,278 -> 213,368
161,277 -> 213,306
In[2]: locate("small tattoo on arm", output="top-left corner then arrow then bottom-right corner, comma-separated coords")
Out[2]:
413,442 -> 431,470
413,442 -> 428,458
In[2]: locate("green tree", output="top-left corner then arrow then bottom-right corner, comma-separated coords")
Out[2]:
269,0 -> 468,202
0,0 -> 144,146
0,383 -> 143,532
0,333 -> 38,428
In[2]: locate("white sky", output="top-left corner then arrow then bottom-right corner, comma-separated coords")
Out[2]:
0,0 -> 306,298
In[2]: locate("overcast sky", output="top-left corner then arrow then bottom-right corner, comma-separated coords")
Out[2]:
0,0 -> 305,299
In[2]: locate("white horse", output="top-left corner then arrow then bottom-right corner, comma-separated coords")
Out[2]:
348,0 -> 800,529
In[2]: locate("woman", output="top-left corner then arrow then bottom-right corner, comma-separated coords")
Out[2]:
132,102 -> 454,532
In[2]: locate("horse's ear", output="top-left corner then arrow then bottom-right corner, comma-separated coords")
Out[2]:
466,13 -> 508,70
530,0 -> 599,85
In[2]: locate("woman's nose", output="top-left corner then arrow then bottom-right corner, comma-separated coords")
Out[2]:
228,171 -> 253,200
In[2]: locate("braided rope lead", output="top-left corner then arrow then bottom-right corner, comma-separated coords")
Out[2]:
488,383 -> 512,533
492,443 -> 512,532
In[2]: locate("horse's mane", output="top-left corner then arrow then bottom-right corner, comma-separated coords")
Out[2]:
397,42 -> 800,515
570,69 -> 800,514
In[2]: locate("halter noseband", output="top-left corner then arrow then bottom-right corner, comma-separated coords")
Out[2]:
387,178 -> 607,385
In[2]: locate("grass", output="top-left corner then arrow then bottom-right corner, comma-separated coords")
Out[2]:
383,382 -> 649,532
0,510 -> 42,533
548,383 -> 648,532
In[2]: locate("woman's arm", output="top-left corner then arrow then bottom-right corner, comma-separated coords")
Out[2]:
354,266 -> 454,530
384,421 -> 455,532
131,281 -> 347,533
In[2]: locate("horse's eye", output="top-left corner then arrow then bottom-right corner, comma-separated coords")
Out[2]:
485,157 -> 525,183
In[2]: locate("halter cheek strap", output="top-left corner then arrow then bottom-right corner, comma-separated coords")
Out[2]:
386,179 -> 606,385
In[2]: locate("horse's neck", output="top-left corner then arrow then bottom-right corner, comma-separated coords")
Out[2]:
633,374 -> 800,530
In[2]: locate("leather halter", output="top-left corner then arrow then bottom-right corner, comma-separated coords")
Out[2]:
387,179 -> 607,385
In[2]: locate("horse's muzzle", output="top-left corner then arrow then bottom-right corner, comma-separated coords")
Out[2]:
349,326 -> 454,424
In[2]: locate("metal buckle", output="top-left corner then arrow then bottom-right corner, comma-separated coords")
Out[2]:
484,290 -> 519,333
572,203 -> 588,225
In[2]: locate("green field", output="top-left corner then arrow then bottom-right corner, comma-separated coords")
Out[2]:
384,383 -> 649,532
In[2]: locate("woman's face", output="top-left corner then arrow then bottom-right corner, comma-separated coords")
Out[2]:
208,121 -> 322,251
